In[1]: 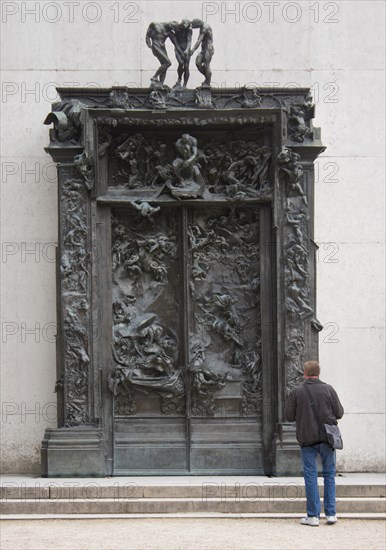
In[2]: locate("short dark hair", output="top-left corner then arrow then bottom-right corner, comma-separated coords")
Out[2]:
304,361 -> 320,377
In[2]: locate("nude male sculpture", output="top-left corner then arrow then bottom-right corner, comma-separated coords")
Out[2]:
191,19 -> 214,86
146,21 -> 179,86
173,19 -> 193,88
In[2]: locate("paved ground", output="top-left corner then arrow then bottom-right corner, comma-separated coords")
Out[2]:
1,518 -> 385,550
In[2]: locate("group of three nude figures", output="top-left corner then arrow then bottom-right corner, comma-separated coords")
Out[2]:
146,19 -> 214,88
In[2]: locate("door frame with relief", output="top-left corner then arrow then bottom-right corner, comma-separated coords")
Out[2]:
42,88 -> 324,477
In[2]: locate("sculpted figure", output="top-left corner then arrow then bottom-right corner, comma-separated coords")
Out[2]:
289,105 -> 309,142
130,199 -> 160,219
278,148 -> 307,206
146,21 -> 179,86
174,134 -> 198,184
167,134 -> 205,199
173,19 -> 193,88
145,18 -> 214,87
191,19 -> 214,86
286,281 -> 314,320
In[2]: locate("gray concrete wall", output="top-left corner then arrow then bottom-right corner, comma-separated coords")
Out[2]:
1,0 -> 385,473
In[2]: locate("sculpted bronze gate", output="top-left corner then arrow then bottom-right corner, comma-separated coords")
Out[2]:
109,203 -> 266,474
42,86 -> 324,477
100,123 -> 273,474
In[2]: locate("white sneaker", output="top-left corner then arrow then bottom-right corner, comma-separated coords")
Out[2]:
326,515 -> 338,524
300,516 -> 319,526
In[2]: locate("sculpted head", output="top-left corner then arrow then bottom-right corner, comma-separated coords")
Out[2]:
191,18 -> 203,29
168,21 -> 180,31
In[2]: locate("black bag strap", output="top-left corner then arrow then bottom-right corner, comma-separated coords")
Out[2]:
304,383 -> 320,424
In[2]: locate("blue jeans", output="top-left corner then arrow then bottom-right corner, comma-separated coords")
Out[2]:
301,443 -> 336,517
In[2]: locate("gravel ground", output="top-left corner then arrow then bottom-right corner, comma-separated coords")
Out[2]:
0,518 -> 385,550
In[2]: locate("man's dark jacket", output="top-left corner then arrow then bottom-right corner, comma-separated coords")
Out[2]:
285,379 -> 344,446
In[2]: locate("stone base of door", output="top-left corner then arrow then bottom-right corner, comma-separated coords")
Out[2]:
41,427 -> 105,477
274,423 -> 303,476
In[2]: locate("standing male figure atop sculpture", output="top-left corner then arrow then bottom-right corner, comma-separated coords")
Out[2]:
173,19 -> 193,88
191,19 -> 214,86
285,360 -> 344,526
146,21 -> 179,86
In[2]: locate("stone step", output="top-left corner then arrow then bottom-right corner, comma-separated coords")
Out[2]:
1,483 -> 385,501
1,497 -> 385,515
3,512 -> 386,520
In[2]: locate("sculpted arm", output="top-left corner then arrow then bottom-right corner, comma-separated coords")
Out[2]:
186,30 -> 193,55
168,31 -> 178,50
187,140 -> 197,163
146,25 -> 153,48
191,29 -> 204,54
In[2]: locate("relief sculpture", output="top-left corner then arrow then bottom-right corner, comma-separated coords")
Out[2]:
109,133 -> 172,188
109,313 -> 185,415
60,178 -> 90,426
42,64 -> 324,476
108,207 -> 185,415
190,344 -> 227,416
107,130 -> 272,201
189,207 -> 262,416
165,134 -> 205,199
278,148 -> 318,390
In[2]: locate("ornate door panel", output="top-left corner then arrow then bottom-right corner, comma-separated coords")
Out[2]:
188,206 -> 262,473
110,205 -> 187,473
109,203 -> 264,474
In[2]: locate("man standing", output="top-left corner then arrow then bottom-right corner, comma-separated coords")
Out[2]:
285,360 -> 344,526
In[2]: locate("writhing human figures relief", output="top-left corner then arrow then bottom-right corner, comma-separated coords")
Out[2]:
63,299 -> 90,426
61,179 -> 89,295
200,292 -> 244,350
110,210 -> 183,415
287,94 -> 314,143
112,213 -> 177,292
60,180 -> 89,294
202,141 -> 272,199
60,178 -> 90,426
288,105 -> 309,143
190,344 -> 227,416
240,351 -> 262,415
278,148 -> 315,390
285,332 -> 306,392
74,152 -> 94,190
107,131 -> 272,199
278,148 -> 307,206
113,133 -> 147,187
110,133 -> 172,187
109,314 -> 184,416
189,208 -> 262,416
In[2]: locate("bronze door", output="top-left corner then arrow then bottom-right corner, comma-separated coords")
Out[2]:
108,202 -> 270,475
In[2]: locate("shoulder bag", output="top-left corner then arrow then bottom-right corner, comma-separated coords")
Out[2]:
304,383 -> 343,450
